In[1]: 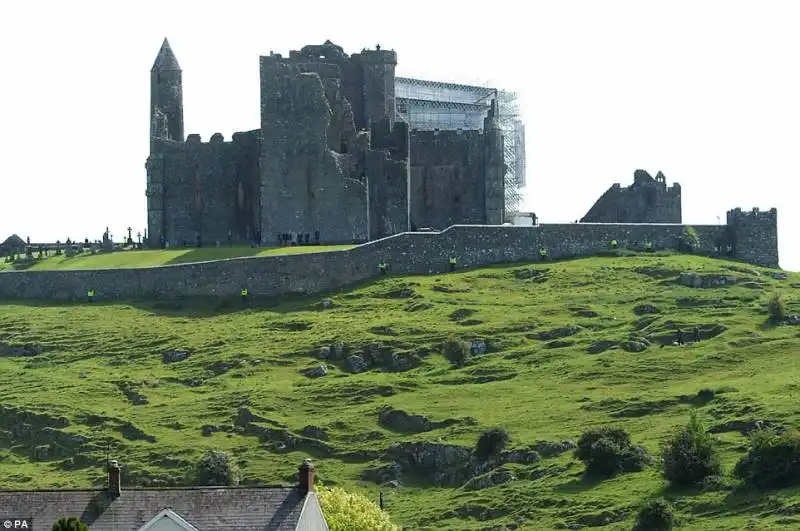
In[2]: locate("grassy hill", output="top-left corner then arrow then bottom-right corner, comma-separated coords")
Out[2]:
0,253 -> 799,530
0,244 -> 353,271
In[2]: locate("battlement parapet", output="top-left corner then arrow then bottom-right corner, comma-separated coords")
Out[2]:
727,206 -> 778,217
726,207 -> 778,225
357,48 -> 398,65
157,130 -> 261,150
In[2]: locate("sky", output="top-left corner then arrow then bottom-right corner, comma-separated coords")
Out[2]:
0,0 -> 796,271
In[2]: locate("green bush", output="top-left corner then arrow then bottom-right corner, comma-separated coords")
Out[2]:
52,517 -> 89,531
442,336 -> 470,366
767,292 -> 787,322
575,427 -> 651,477
734,428 -> 800,488
634,497 -> 674,531
661,410 -> 722,486
317,485 -> 400,531
192,449 -> 242,486
680,226 -> 700,252
475,428 -> 510,460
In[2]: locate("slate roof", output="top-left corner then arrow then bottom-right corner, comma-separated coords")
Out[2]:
0,486 -> 323,531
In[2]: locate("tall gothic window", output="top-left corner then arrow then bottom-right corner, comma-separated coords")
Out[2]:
237,182 -> 245,210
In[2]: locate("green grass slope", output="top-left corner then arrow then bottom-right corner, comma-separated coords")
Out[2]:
1,254 -> 799,530
0,244 -> 353,271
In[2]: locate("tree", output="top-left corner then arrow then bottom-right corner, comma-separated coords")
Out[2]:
475,428 -> 510,460
680,226 -> 700,253
734,428 -> 800,488
767,291 -> 788,322
52,517 -> 89,531
634,498 -> 674,531
191,449 -> 241,486
575,427 -> 651,477
317,485 -> 400,531
441,336 -> 470,367
661,410 -> 721,486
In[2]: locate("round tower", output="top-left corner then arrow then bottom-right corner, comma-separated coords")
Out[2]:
150,38 -> 184,147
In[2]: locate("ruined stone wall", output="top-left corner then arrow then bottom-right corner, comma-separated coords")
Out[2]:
259,57 -> 369,245
2,219 -> 781,301
258,42 -> 408,244
726,208 -> 779,268
146,131 -> 261,247
582,171 -> 682,224
367,119 -> 410,239
283,42 -> 396,130
409,130 -> 487,229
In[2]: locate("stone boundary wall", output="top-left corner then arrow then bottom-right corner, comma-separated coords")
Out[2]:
0,222 -> 765,301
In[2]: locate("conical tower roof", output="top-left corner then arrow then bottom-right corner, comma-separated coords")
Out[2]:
152,38 -> 181,72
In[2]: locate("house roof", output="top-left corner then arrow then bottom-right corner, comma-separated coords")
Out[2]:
0,486 -> 324,531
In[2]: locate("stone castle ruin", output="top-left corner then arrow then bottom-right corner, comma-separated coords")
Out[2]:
145,39 -> 505,248
0,39 -> 782,301
582,169 -> 682,224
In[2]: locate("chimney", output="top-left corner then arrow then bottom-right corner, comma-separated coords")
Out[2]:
298,459 -> 316,492
108,460 -> 121,498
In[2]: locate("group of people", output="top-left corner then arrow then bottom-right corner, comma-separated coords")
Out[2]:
278,231 -> 321,246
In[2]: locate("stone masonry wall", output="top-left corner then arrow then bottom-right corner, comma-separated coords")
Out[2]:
147,131 -> 261,247
2,221 -> 779,302
259,58 -> 369,245
726,207 -> 779,269
409,130 -> 487,230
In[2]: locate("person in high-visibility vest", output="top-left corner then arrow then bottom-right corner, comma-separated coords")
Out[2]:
241,288 -> 248,301
87,289 -> 95,303
448,256 -> 457,272
645,240 -> 653,253
378,262 -> 388,275
610,239 -> 618,249
539,247 -> 548,261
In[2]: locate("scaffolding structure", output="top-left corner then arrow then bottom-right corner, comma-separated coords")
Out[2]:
395,77 -> 525,214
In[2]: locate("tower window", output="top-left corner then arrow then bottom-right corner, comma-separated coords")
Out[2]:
453,195 -> 460,204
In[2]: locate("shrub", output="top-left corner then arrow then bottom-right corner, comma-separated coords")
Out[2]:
661,410 -> 722,486
52,517 -> 89,531
192,449 -> 242,486
475,428 -> 510,460
634,497 -> 674,531
575,427 -> 651,477
317,485 -> 400,531
442,336 -> 470,366
734,428 -> 800,488
680,226 -> 700,252
767,291 -> 787,322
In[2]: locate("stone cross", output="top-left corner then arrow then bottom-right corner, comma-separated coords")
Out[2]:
137,232 -> 142,244
127,227 -> 133,240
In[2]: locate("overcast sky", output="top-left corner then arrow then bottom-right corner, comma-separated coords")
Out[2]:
1,0 -> 796,271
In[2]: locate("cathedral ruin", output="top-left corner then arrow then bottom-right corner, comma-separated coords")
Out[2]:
145,39 -> 507,247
